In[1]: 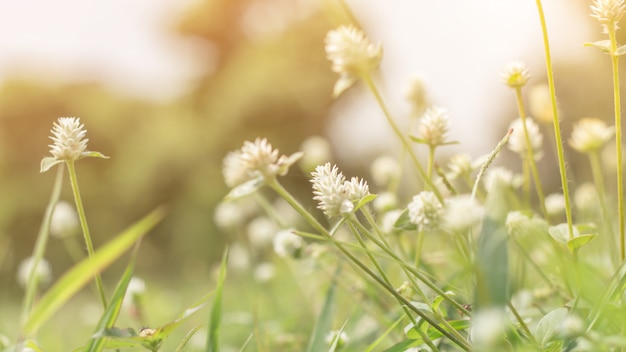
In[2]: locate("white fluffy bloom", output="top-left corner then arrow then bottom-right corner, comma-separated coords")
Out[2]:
370,155 -> 400,186
501,61 -> 530,88
247,217 -> 278,248
470,308 -> 508,348
447,154 -> 474,180
226,138 -> 302,185
222,150 -> 249,188
443,195 -> 484,232
17,256 -> 52,289
528,84 -> 555,124
48,117 -> 89,161
405,76 -> 430,116
484,167 -> 523,192
407,191 -> 442,231
325,330 -> 350,347
50,201 -> 79,238
311,163 -> 370,217
380,209 -> 403,233
508,117 -> 543,160
273,229 -> 304,258
325,25 -> 382,97
123,277 -> 146,309
372,191 -> 397,212
569,118 -> 614,153
228,243 -> 251,271
299,135 -> 332,172
545,193 -> 566,216
591,0 -> 626,34
574,183 -> 599,213
214,202 -> 246,229
418,106 -> 451,147
254,262 -> 276,283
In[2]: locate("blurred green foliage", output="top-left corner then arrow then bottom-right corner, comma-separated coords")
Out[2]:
0,0 -> 336,298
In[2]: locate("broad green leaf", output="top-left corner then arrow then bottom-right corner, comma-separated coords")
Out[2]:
207,248 -> 229,352
548,223 -> 578,245
567,234 -> 597,251
534,307 -> 568,347
354,194 -> 377,212
392,209 -> 416,231
85,255 -> 138,352
22,207 -> 166,335
305,265 -> 340,352
475,216 -> 509,308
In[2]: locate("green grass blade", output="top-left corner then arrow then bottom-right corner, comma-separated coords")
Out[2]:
305,264 -> 340,352
85,245 -> 139,352
22,207 -> 166,335
206,248 -> 229,352
174,324 -> 204,352
364,316 -> 403,352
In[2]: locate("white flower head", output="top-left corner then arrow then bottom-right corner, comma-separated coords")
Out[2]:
49,117 -> 88,161
574,183 -> 600,213
222,150 -> 249,188
380,209 -> 403,233
50,201 -> 79,238
407,191 -> 443,231
447,154 -> 474,180
41,117 -> 108,172
370,155 -> 400,186
273,229 -> 304,258
484,167 -> 523,192
545,193 -> 566,216
418,106 -> 451,147
569,118 -> 614,153
214,202 -> 246,229
443,195 -> 484,232
228,242 -> 251,271
123,277 -> 146,309
529,83 -> 556,124
299,135 -> 332,172
325,25 -> 382,97
311,163 -> 370,217
372,191 -> 398,213
405,76 -> 430,116
247,216 -> 279,248
253,262 -> 275,283
17,256 -> 52,289
501,61 -> 530,88
508,117 -> 543,160
591,0 -> 626,34
470,308 -> 509,348
237,138 -> 303,183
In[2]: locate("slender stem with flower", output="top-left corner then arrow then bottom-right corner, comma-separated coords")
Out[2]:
41,117 -> 110,308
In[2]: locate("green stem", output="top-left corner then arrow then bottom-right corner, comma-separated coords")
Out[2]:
362,75 -> 443,202
269,179 -> 471,350
534,0 -> 574,239
66,160 -> 107,308
514,87 -> 548,221
608,27 -> 625,261
20,164 -> 64,328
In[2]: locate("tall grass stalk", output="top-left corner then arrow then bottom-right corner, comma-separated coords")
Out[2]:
534,0 -> 575,240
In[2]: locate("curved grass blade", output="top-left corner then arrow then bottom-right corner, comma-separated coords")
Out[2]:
22,207 -> 166,335
175,324 -> 204,352
85,243 -> 141,352
207,248 -> 229,352
305,264 -> 341,352
364,316 -> 403,352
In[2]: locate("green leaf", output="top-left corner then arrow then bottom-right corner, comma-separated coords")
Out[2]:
548,223 -> 578,245
354,194 -> 377,212
328,319 -> 349,352
85,256 -> 137,352
584,40 -> 611,53
408,135 -> 428,145
207,248 -> 229,352
80,151 -> 110,160
40,157 -> 63,173
403,320 -> 470,343
224,177 -> 264,201
22,207 -> 166,335
534,307 -> 568,347
392,209 -> 416,231
475,216 -> 509,308
305,265 -> 340,352
567,234 -> 597,251
505,211 -> 548,238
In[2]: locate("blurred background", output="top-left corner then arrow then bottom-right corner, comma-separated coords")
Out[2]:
0,0 -> 620,348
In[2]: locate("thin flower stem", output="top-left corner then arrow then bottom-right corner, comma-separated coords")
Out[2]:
507,301 -> 540,346
608,27 -> 625,261
362,75 -> 443,202
427,146 -> 435,190
269,179 -> 471,350
66,160 -> 108,308
20,164 -> 64,327
514,87 -> 548,220
534,0 -> 574,240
